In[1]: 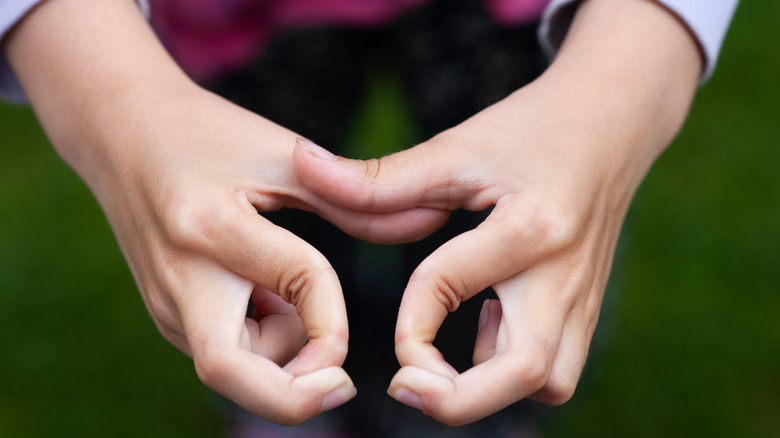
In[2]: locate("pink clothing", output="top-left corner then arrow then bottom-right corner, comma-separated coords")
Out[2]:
149,0 -> 550,81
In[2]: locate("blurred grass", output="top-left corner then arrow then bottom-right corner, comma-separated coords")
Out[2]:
1,1 -> 779,436
547,1 -> 780,437
0,96 -> 222,436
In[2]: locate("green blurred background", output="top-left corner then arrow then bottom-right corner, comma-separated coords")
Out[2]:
1,1 -> 778,437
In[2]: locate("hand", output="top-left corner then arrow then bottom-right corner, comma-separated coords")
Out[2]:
295,80 -> 623,425
1,0 -> 429,424
293,0 -> 701,425
92,88 -> 360,425
91,89 -> 445,423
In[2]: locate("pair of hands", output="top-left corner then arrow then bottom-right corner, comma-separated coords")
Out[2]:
6,0 -> 700,428
101,71 -> 639,425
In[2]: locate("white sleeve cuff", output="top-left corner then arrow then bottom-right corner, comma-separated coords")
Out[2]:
0,0 -> 150,103
0,0 -> 43,103
538,0 -> 740,83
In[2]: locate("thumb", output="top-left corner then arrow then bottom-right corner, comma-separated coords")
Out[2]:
293,137 -> 481,214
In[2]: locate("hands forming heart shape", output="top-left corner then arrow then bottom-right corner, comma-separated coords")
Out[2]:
99,49 -> 694,424
7,0 -> 701,428
110,84 -> 626,426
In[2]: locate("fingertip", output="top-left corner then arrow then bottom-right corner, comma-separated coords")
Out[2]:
292,366 -> 356,412
281,333 -> 349,377
388,366 -> 460,423
321,381 -> 357,412
388,366 -> 453,404
388,386 -> 423,411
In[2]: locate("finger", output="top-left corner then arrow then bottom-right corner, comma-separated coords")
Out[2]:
250,285 -> 297,320
473,299 -> 502,366
293,137 -> 486,213
243,286 -> 306,365
185,190 -> 350,376
313,200 -> 450,244
529,293 -> 597,405
390,263 -> 570,425
394,196 -> 561,373
180,268 -> 355,425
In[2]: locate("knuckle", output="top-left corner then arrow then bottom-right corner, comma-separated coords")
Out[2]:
393,320 -> 418,355
362,158 -> 382,181
526,210 -> 573,253
147,299 -> 183,343
540,377 -> 578,406
145,284 -> 179,320
321,331 -> 350,362
193,341 -> 231,391
355,159 -> 382,211
278,267 -> 310,307
166,196 -> 227,251
509,344 -> 551,392
424,131 -> 454,150
499,196 -> 577,255
518,356 -> 549,391
154,318 -> 184,350
411,270 -> 464,313
276,256 -> 335,307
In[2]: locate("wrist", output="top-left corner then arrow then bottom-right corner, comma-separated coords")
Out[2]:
519,0 -> 700,197
3,0 -> 194,181
540,0 -> 700,155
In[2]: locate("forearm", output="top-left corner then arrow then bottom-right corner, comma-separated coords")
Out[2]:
2,0 -> 193,187
535,0 -> 701,183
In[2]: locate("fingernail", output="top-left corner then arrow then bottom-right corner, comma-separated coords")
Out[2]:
443,361 -> 459,377
321,383 -> 357,412
389,386 -> 423,411
478,299 -> 491,331
297,137 -> 337,161
282,356 -> 298,372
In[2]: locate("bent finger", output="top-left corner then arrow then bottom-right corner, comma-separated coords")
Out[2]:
473,299 -> 502,366
197,192 -> 350,375
394,198 -> 557,371
243,286 -> 306,365
529,297 -> 597,405
181,269 -> 355,425
391,263 -> 572,425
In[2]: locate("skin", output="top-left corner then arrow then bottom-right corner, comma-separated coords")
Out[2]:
292,0 -> 702,426
3,0 -> 700,428
2,0 -> 389,425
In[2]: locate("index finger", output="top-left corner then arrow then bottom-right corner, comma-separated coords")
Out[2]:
184,191 -> 351,376
180,266 -> 355,425
389,198 -> 570,424
389,268 -> 568,426
393,195 -> 565,372
172,195 -> 355,424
